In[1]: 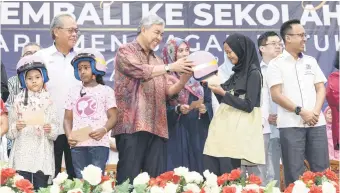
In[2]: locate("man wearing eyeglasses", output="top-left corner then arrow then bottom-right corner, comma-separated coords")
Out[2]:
267,19 -> 329,186
34,13 -> 81,179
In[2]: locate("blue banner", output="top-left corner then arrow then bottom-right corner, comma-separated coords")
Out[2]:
1,1 -> 339,85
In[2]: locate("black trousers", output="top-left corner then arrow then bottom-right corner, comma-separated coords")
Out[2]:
18,170 -> 49,190
54,134 -> 76,179
203,155 -> 241,176
115,131 -> 167,185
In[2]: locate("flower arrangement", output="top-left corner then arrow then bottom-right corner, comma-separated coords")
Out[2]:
284,169 -> 339,193
0,167 -> 34,193
114,167 -> 281,193
37,165 -> 115,193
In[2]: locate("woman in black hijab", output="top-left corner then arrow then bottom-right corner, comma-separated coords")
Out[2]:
203,33 -> 265,175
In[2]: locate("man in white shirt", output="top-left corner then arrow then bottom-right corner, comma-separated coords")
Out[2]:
257,31 -> 283,186
267,19 -> 329,186
35,13 -> 81,178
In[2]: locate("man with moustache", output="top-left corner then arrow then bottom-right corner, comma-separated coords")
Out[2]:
267,19 -> 329,186
113,14 -> 194,184
35,13 -> 80,179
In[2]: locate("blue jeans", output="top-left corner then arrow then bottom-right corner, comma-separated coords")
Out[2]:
71,146 -> 109,179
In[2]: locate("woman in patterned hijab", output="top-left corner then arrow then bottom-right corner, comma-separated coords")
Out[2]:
162,37 -> 213,174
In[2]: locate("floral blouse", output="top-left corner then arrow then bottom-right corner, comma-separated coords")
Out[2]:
7,89 -> 59,176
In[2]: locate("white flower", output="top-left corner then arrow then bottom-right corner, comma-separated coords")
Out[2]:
53,172 -> 68,185
81,164 -> 103,186
50,185 -> 61,193
184,171 -> 204,184
150,186 -> 164,193
101,180 -> 113,193
133,172 -> 150,186
67,188 -> 84,193
174,167 -> 189,177
164,182 -> 178,193
0,187 -> 15,193
230,184 -> 243,193
244,184 -> 260,191
184,183 -> 201,193
322,181 -> 336,193
203,186 -> 220,193
292,180 -> 310,193
203,170 -> 218,187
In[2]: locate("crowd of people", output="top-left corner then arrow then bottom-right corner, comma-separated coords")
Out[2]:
0,13 -> 339,191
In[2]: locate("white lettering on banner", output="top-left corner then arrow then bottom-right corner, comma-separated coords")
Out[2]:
142,3 -> 163,17
0,35 -> 9,52
194,4 -> 213,26
314,35 -> 329,52
103,3 -> 121,25
165,4 -> 184,25
206,36 -> 222,51
235,4 -> 256,26
281,4 -> 289,22
322,5 -> 340,25
92,35 -> 105,52
300,4 -> 323,26
185,35 -> 200,51
53,3 -> 76,18
256,4 -> 280,26
122,3 -> 130,25
77,3 -> 102,25
23,3 -> 50,25
111,35 -> 128,51
75,35 -> 85,49
215,4 -> 233,25
1,2 -> 20,25
14,34 -> 29,52
334,35 -> 339,50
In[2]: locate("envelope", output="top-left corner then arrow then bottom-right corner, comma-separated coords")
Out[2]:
189,99 -> 203,110
70,126 -> 92,142
22,110 -> 45,125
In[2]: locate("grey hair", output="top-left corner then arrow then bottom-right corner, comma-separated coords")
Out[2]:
21,42 -> 42,56
50,13 -> 74,40
137,14 -> 165,34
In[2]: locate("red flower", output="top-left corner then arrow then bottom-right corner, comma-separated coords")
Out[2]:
284,183 -> 294,193
173,175 -> 181,184
229,169 -> 242,181
15,179 -> 34,193
218,173 -> 229,186
248,174 -> 262,185
309,185 -> 322,193
200,188 -> 206,193
1,168 -> 16,184
222,186 -> 237,193
149,178 -> 158,187
159,171 -> 174,181
101,175 -> 110,183
241,190 -> 257,193
314,172 -> 324,178
301,171 -> 316,184
324,168 -> 339,182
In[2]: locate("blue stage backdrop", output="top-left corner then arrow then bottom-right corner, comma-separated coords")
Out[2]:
1,1 -> 339,86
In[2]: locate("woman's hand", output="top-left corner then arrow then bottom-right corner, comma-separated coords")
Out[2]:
198,104 -> 207,114
180,104 -> 190,114
208,84 -> 226,96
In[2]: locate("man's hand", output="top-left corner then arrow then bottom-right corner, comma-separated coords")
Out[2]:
169,57 -> 194,74
268,114 -> 277,126
300,108 -> 319,126
68,136 -> 77,147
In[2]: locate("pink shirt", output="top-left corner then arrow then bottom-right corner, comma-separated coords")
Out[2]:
65,84 -> 117,147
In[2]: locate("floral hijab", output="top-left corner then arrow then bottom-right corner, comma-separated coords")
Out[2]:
162,37 -> 204,104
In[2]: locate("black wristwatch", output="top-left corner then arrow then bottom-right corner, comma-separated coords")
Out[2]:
295,106 -> 302,115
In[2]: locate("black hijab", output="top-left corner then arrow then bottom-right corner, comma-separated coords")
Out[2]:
223,33 -> 261,93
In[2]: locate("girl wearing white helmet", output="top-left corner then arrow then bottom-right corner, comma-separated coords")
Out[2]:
7,55 -> 59,190
64,48 -> 118,178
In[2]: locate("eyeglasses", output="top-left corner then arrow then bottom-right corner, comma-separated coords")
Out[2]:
287,33 -> 310,39
263,42 -> 283,47
58,27 -> 80,35
22,50 -> 37,57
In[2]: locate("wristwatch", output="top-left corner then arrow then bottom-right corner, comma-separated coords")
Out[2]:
164,65 -> 171,73
295,106 -> 302,115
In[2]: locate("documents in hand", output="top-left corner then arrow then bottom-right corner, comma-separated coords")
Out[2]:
22,109 -> 45,125
70,126 -> 92,142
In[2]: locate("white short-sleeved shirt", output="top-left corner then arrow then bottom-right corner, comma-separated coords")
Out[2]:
65,84 -> 117,147
35,45 -> 81,135
267,50 -> 327,128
